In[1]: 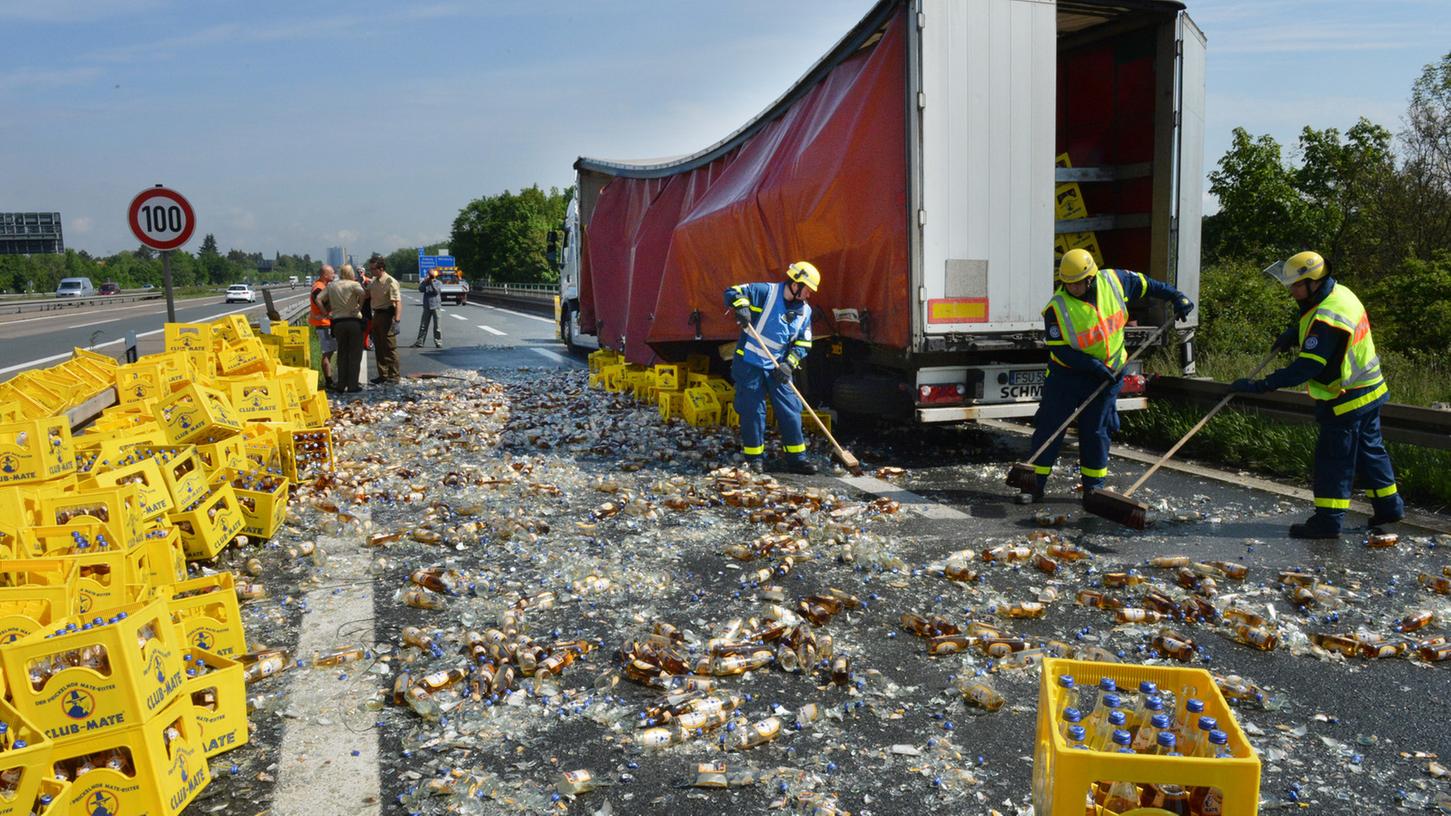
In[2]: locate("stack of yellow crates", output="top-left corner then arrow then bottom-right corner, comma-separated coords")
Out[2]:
0,310 -> 335,815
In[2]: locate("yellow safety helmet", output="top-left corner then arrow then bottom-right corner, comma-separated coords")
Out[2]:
785,261 -> 821,292
1057,248 -> 1098,283
1263,251 -> 1327,288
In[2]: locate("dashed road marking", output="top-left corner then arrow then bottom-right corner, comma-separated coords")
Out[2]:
449,313 -> 467,321
836,475 -> 972,520
469,302 -> 555,324
529,347 -> 577,366
479,325 -> 506,336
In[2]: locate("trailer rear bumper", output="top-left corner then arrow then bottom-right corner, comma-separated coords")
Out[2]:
915,397 -> 1148,423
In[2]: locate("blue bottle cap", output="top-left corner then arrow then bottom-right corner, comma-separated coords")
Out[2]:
1103,693 -> 1122,710
39,795 -> 51,805
1199,715 -> 1219,731
1138,680 -> 1158,694
1112,729 -> 1133,747
1186,698 -> 1205,713
0,722 -> 7,732
1058,674 -> 1076,689
1067,725 -> 1086,742
1143,696 -> 1164,711
1151,713 -> 1172,729
1098,677 -> 1117,691
13,739 -> 26,749
1061,707 -> 1082,723
1209,729 -> 1229,745
1157,731 -> 1178,749
1107,710 -> 1127,727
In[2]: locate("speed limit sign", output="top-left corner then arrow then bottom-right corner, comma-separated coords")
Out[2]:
128,186 -> 195,251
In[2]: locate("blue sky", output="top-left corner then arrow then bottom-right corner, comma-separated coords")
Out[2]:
1,1 -> 1447,260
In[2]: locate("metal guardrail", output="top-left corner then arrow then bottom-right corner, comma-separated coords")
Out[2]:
471,282 -> 556,300
2,291 -> 162,314
1151,376 -> 1451,451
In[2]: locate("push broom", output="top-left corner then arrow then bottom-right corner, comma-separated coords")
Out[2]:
1004,318 -> 1176,495
741,322 -> 864,476
1083,347 -> 1280,529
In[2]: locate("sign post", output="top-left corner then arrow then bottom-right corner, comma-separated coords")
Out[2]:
128,185 -> 196,323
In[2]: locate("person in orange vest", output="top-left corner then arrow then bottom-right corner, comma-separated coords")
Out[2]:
308,264 -> 337,389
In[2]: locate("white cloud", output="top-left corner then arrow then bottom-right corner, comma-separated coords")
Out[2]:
70,216 -> 93,234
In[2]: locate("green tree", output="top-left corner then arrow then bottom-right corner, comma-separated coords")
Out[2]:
200,233 -> 219,256
1204,129 -> 1310,262
450,185 -> 572,283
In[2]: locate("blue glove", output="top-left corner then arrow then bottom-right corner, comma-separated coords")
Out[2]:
1272,327 -> 1297,353
1173,296 -> 1195,321
770,364 -> 793,387
1229,378 -> 1265,394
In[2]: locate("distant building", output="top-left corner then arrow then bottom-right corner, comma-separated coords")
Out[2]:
326,246 -> 344,269
0,212 -> 64,255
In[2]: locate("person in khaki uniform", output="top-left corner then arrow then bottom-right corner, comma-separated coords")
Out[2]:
365,255 -> 402,384
319,264 -> 367,393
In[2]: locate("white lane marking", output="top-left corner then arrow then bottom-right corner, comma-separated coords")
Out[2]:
529,347 -> 576,366
478,325 -> 506,336
0,296 -> 311,377
836,475 -> 972,520
71,317 -> 122,329
469,302 -> 554,324
272,536 -> 380,815
1,298 -> 193,325
449,313 -> 467,321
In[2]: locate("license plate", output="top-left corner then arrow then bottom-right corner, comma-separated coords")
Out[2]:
1008,369 -> 1045,386
997,368 -> 1044,401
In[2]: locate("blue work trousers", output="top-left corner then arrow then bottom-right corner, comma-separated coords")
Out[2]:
1309,399 -> 1401,529
1028,369 -> 1121,492
732,357 -> 806,461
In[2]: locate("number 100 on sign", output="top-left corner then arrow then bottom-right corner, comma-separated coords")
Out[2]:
128,187 -> 196,251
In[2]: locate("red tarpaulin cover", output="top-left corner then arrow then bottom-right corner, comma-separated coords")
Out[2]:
581,8 -> 909,364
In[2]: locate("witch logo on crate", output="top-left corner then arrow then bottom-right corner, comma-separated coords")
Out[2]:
192,631 -> 213,651
63,688 -> 97,720
0,451 -> 17,473
85,790 -> 119,816
79,593 -> 93,614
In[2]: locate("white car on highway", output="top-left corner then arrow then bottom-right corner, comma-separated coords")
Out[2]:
225,284 -> 257,303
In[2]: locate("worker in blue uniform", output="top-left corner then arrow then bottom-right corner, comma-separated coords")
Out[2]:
724,262 -> 820,475
1025,248 -> 1194,501
1229,251 -> 1403,538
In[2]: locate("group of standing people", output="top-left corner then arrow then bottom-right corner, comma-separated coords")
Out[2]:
308,257 -> 402,392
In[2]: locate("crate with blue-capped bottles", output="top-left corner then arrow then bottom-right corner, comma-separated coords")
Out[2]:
280,427 -> 332,482
212,467 -> 289,539
1032,657 -> 1261,816
125,444 -> 208,510
38,484 -> 146,550
138,524 -> 187,589
83,457 -> 173,522
0,697 -> 54,816
226,378 -> 296,422
192,432 -> 247,474
181,648 -> 247,757
21,522 -> 154,617
1,598 -> 188,744
0,559 -> 79,647
45,692 -> 209,816
0,415 -> 76,486
30,777 -> 67,816
167,483 -> 244,561
162,573 -> 246,659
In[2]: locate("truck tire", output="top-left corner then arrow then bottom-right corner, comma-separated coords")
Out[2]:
831,374 -> 908,420
561,304 -> 581,353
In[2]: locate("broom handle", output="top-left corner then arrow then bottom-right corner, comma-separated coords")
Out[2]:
1021,318 -> 1177,468
741,321 -> 855,464
1123,347 -> 1281,498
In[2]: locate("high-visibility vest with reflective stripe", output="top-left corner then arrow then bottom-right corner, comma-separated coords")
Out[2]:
1044,271 -> 1129,370
730,282 -> 812,369
308,280 -> 331,328
1298,283 -> 1381,402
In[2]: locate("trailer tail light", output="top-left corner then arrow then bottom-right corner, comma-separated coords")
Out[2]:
1120,372 -> 1147,395
917,383 -> 967,405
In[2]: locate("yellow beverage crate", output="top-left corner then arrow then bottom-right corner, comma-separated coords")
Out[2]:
193,432 -> 247,474
217,337 -> 273,377
586,349 -> 618,373
46,693 -> 209,816
39,484 -> 145,549
686,371 -> 712,389
72,347 -> 118,372
114,360 -> 168,405
279,344 -> 311,369
126,445 -> 208,511
681,387 -> 721,427
653,363 -> 683,390
705,376 -> 734,402
0,416 -> 76,486
0,698 -> 53,816
2,598 -> 188,743
9,372 -> 69,413
0,559 -> 79,646
139,525 -> 187,589
164,322 -> 214,354
86,458 -> 173,522
280,427 -> 332,482
164,573 -> 245,657
30,777 -> 67,816
213,468 -> 289,539
211,313 -> 254,342
0,401 -> 18,422
228,379 -> 293,422
0,478 -> 76,531
155,384 -> 242,446
627,371 -> 654,401
168,485 -> 244,561
684,353 -> 711,373
598,363 -> 627,392
658,391 -> 685,422
1033,657 -> 1260,816
22,522 -> 152,616
184,648 -> 248,757
276,365 -> 319,397
804,408 -> 836,436
724,405 -> 740,428
301,390 -> 331,425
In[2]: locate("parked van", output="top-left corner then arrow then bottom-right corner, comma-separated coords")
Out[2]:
55,278 -> 96,298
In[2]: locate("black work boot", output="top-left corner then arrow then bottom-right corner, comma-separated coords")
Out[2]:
744,457 -> 765,475
784,458 -> 819,476
1288,516 -> 1342,540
